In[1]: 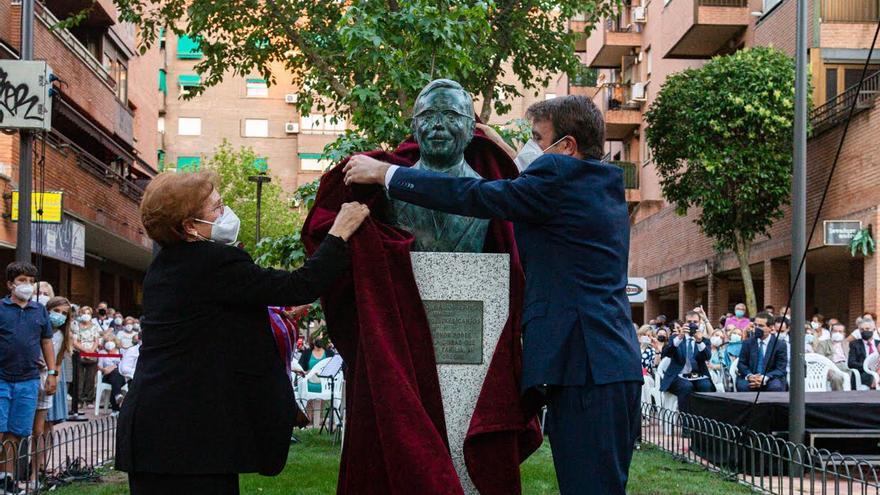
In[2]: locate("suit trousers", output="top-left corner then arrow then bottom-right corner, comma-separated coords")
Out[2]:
544,381 -> 641,495
666,376 -> 713,413
735,377 -> 786,392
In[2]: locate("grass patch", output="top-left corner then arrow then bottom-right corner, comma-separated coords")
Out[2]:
51,432 -> 753,494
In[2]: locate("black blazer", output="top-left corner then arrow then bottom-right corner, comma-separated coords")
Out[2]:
658,337 -> 711,391
737,335 -> 788,382
848,339 -> 880,372
297,347 -> 336,372
116,236 -> 349,475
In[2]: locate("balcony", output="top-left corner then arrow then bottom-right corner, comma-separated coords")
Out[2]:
662,0 -> 750,59
810,69 -> 879,135
595,83 -> 644,140
585,15 -> 642,68
609,160 -> 642,203
821,0 -> 879,22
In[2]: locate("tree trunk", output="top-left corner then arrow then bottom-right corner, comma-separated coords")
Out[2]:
734,237 -> 758,317
479,89 -> 494,122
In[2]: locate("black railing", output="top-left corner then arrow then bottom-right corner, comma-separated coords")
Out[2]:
810,69 -> 880,135
699,0 -> 749,6
0,416 -> 117,494
46,132 -> 147,202
640,403 -> 880,494
609,160 -> 640,189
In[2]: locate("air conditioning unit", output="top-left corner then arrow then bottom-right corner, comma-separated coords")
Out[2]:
284,93 -> 298,104
630,82 -> 647,102
632,6 -> 647,23
284,122 -> 300,134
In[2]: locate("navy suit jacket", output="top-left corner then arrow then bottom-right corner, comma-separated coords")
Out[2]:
658,337 -> 711,391
736,335 -> 788,383
388,154 -> 642,390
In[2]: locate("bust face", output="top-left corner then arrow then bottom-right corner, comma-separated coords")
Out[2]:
412,87 -> 475,169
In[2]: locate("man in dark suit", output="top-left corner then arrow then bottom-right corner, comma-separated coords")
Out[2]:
736,312 -> 788,392
344,95 -> 642,495
659,310 -> 713,412
848,318 -> 879,389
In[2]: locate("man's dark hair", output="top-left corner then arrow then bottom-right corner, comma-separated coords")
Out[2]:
6,261 -> 37,282
755,311 -> 775,326
685,310 -> 700,320
765,305 -> 774,311
525,95 -> 605,160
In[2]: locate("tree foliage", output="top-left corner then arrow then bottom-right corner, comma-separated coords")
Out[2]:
203,141 -> 303,253
645,47 -> 801,315
115,0 -> 617,153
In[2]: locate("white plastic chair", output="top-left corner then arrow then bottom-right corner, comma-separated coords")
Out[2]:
708,368 -> 725,393
729,357 -> 739,392
852,369 -> 868,390
864,352 -> 880,389
641,373 -> 655,405
296,357 -> 333,410
94,370 -> 128,416
656,357 -> 677,413
804,353 -> 851,392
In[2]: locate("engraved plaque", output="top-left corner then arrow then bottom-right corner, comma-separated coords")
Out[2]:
424,300 -> 484,365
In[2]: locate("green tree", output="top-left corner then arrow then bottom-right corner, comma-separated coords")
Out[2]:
644,47 -> 800,316
115,0 -> 617,153
204,141 -> 303,253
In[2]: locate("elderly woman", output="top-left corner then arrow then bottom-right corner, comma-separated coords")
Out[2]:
116,172 -> 369,494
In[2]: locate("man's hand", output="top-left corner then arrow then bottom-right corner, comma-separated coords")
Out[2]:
343,155 -> 392,186
45,375 -> 57,395
694,330 -> 704,343
748,374 -> 764,389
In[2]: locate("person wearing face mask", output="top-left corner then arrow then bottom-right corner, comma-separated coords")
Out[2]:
72,306 -> 102,405
848,319 -> 880,389
814,323 -> 851,390
736,312 -> 788,392
0,262 -> 57,491
97,338 -> 126,414
810,314 -> 826,339
117,171 -> 369,495
117,317 -> 139,349
708,330 -> 727,371
723,303 -> 751,331
637,326 -> 657,375
343,95 -> 642,495
723,325 -> 744,365
659,311 -> 714,412
36,281 -> 54,306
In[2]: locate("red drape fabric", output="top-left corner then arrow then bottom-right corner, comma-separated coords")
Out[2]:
302,131 -> 542,495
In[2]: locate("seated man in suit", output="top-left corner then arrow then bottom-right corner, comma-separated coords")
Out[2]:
659,310 -> 713,413
736,312 -> 788,392
814,322 -> 850,390
848,318 -> 879,389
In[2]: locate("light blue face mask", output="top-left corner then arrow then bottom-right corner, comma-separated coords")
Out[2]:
49,312 -> 67,328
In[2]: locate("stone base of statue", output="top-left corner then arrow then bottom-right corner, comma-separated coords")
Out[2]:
410,252 -> 510,495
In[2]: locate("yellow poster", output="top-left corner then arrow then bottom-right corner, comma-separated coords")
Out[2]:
10,191 -> 63,223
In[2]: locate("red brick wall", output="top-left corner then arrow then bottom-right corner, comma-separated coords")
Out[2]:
753,0 -> 814,55
127,40 -> 161,170
0,1 -> 11,49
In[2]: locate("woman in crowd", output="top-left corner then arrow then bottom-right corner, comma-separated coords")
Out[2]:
117,317 -> 139,349
637,325 -> 657,375
73,306 -> 102,405
98,338 -> 126,413
707,329 -> 727,371
37,281 -> 54,305
723,326 -> 744,368
116,171 -> 369,494
298,337 -> 335,427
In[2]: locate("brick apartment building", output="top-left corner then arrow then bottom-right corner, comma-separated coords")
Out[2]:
0,0 -> 159,315
159,30 -> 570,191
580,0 -> 880,327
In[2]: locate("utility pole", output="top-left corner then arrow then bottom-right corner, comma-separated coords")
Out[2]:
248,173 -> 271,243
16,0 -> 35,262
789,0 -> 808,447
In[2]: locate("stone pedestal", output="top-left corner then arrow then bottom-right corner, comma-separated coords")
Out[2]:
410,252 -> 510,495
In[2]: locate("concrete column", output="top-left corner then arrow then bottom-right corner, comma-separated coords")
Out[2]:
708,274 -> 730,326
763,258 -> 790,313
678,280 -> 697,321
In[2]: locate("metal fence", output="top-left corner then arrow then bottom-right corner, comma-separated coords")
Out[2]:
0,416 -> 117,494
640,402 -> 880,494
810,69 -> 880,135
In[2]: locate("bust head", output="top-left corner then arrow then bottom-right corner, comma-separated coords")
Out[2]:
411,79 -> 475,170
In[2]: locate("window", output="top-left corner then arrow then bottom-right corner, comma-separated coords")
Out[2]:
252,157 -> 268,173
545,93 -> 557,100
244,119 -> 269,137
159,69 -> 167,94
178,117 -> 202,136
645,47 -> 652,77
825,68 -> 838,103
103,43 -> 129,103
299,153 -> 331,172
178,74 -> 201,96
177,35 -> 203,59
157,117 -> 165,134
300,114 -> 346,133
176,156 -> 201,172
246,78 -> 269,98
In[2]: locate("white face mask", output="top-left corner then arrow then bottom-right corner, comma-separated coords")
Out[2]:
37,294 -> 50,305
639,336 -> 651,345
12,283 -> 35,301
194,207 -> 241,245
710,336 -> 723,347
810,321 -> 820,330
104,341 -> 116,351
513,136 -> 568,171
124,324 -> 134,332
832,332 -> 844,342
79,314 -> 92,324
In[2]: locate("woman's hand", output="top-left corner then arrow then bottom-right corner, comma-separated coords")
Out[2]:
328,202 -> 371,241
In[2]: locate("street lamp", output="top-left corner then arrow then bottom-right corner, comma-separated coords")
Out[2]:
248,173 -> 272,243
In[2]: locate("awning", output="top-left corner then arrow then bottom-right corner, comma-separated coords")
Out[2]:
178,74 -> 201,87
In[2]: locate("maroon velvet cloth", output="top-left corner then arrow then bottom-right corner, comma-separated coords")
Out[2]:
302,131 -> 543,495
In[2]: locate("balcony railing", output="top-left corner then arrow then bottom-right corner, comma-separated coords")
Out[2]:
821,0 -> 879,22
810,69 -> 880,134
47,131 -> 147,202
699,0 -> 748,6
36,3 -> 114,89
605,15 -> 642,33
607,160 -> 640,189
599,82 -> 645,113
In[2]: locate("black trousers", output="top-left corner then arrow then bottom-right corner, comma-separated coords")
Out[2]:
545,381 -> 642,495
129,472 -> 239,495
103,369 -> 127,411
